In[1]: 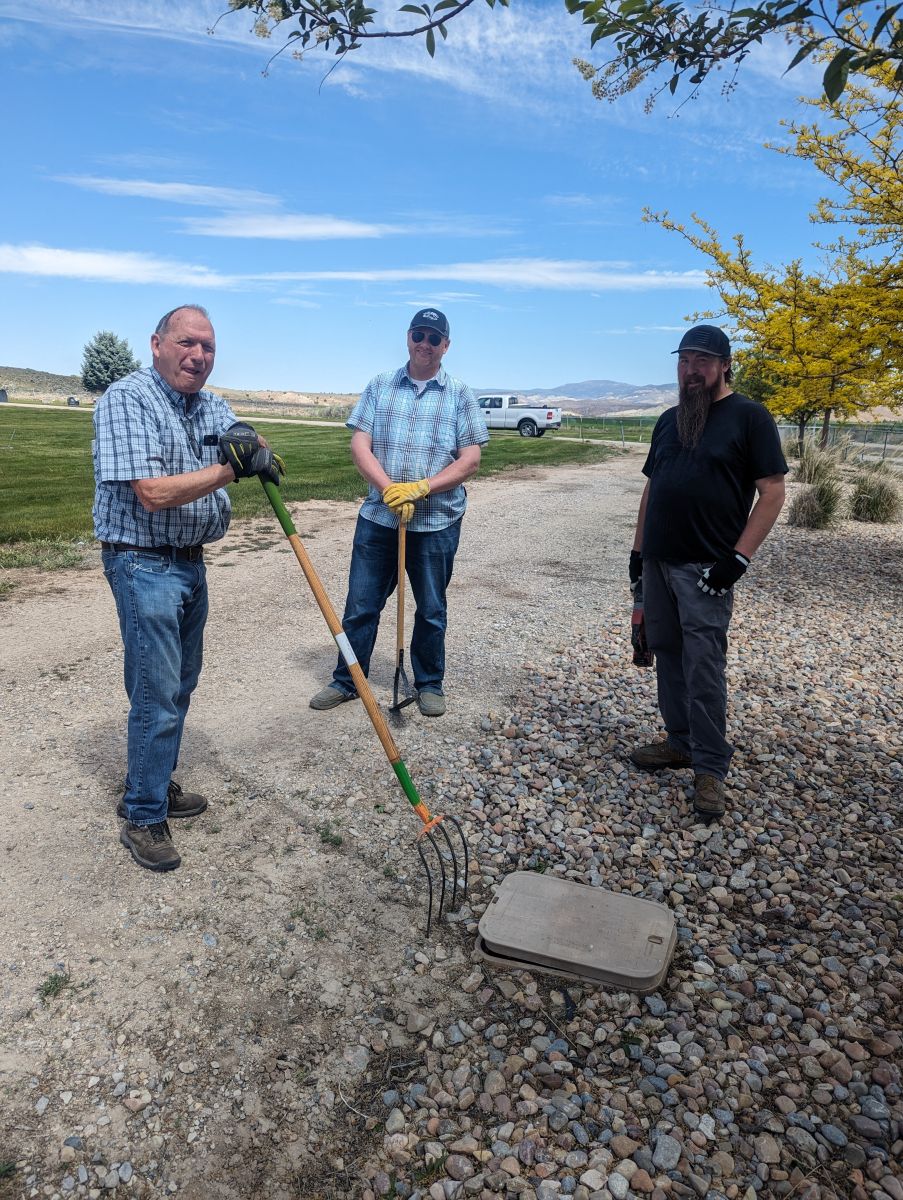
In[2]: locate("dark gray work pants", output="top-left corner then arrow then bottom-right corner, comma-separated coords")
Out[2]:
642,558 -> 735,779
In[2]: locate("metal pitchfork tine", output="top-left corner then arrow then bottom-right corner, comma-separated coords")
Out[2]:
259,476 -> 468,935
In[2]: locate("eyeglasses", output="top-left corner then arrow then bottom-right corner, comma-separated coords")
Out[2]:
410,330 -> 444,347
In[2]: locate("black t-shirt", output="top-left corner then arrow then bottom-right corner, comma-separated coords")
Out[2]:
642,392 -> 787,563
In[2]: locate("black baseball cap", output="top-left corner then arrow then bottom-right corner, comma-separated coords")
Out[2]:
672,325 -> 731,357
409,308 -> 450,338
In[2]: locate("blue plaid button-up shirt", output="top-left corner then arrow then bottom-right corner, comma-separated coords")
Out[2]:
348,365 -> 488,532
92,366 -> 238,546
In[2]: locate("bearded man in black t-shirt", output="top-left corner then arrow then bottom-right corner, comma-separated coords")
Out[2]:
629,325 -> 787,817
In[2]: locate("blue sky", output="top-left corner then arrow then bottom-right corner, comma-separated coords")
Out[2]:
0,2 -> 831,393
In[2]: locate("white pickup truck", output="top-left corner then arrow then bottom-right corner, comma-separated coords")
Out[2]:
477,394 -> 562,438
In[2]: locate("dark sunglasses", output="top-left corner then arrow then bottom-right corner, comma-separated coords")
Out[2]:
410,330 -> 444,347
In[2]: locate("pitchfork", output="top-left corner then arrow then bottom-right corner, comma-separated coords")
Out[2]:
389,514 -> 417,720
259,477 -> 468,936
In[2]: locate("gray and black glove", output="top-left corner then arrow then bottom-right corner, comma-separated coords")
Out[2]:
249,447 -> 287,487
698,552 -> 750,596
218,423 -> 260,479
629,550 -> 643,594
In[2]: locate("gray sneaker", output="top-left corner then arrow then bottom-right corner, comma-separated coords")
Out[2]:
120,820 -> 181,872
630,740 -> 692,770
309,685 -> 356,710
117,779 -> 207,821
417,690 -> 446,717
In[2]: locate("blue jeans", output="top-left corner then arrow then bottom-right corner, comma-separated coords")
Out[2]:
102,549 -> 208,826
643,558 -> 735,779
332,515 -> 462,696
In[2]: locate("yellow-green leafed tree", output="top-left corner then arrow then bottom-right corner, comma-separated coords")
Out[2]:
773,63 -> 903,262
644,212 -> 897,446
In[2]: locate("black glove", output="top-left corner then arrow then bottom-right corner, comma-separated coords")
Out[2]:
249,447 -> 287,487
698,552 -> 750,596
218,423 -> 259,478
629,550 -> 643,593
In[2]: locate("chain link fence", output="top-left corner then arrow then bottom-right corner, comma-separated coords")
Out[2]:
776,423 -> 903,468
560,413 -> 903,468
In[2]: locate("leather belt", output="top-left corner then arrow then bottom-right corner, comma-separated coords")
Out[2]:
101,542 -> 204,562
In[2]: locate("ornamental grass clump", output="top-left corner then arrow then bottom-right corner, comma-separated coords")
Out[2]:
788,476 -> 843,529
794,442 -> 839,486
849,466 -> 901,523
781,435 -> 799,463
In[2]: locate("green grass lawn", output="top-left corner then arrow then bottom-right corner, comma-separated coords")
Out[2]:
0,408 -> 615,544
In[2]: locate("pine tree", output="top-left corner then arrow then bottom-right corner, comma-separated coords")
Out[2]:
81,331 -> 140,394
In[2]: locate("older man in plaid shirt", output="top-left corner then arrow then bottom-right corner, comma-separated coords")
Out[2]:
94,304 -> 281,872
310,308 -> 488,717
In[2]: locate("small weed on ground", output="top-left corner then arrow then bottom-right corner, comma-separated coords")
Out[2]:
38,971 -> 71,1004
412,1152 -> 448,1186
317,822 -> 343,847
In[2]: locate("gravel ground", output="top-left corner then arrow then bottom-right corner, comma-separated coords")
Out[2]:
0,448 -> 901,1200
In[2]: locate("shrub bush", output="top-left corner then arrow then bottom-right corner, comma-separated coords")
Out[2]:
781,435 -> 800,462
788,477 -> 842,529
849,470 -> 901,523
794,443 -> 838,486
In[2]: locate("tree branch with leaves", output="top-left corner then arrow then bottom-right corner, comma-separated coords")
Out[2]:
218,0 -> 902,104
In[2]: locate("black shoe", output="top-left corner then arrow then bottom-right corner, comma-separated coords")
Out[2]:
120,820 -> 181,872
117,779 -> 208,820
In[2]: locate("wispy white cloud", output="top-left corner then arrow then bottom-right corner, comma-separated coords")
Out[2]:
0,244 -> 707,294
261,258 -> 708,291
0,244 -> 237,288
0,1 -> 258,53
57,175 -> 279,209
182,212 -> 403,239
3,0 -> 587,109
271,296 -> 321,308
543,194 -> 597,208
54,174 -> 507,241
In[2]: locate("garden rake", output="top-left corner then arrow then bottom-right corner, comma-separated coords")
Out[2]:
389,514 -> 417,719
259,477 -> 468,936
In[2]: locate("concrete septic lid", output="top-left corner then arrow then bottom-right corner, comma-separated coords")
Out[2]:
477,872 -> 676,994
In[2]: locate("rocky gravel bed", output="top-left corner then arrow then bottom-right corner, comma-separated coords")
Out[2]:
2,458 -> 901,1200
351,520 -> 903,1200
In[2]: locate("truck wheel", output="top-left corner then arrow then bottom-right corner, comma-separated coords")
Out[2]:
535,429 -> 546,437
518,420 -> 537,438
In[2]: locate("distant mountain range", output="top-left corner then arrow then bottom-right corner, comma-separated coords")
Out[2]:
474,379 -> 677,416
0,364 -> 678,418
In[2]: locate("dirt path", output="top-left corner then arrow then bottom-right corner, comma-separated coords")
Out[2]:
0,451 -> 640,1199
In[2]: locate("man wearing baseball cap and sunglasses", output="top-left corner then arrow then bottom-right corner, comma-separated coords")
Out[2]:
629,324 -> 787,818
310,308 -> 488,717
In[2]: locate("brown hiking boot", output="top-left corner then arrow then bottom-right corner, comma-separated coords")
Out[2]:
117,779 -> 207,820
693,774 -> 726,817
120,820 -> 181,872
630,740 -> 692,770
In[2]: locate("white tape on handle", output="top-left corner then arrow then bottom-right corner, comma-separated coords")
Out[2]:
334,632 -> 358,667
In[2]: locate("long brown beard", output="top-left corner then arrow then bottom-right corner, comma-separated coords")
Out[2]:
676,378 -> 720,449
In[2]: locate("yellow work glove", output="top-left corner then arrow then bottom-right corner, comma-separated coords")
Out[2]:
396,501 -> 415,525
382,479 -> 430,512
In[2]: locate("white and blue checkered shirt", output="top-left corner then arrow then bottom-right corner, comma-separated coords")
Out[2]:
92,366 -> 238,546
348,365 -> 488,532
